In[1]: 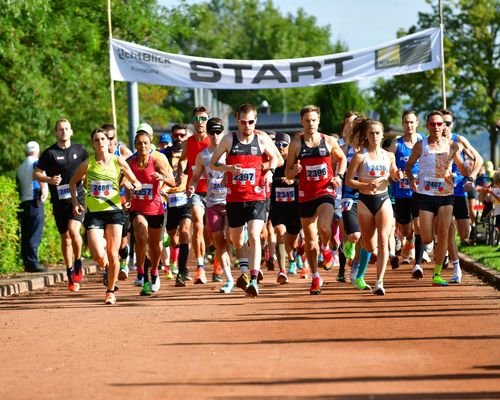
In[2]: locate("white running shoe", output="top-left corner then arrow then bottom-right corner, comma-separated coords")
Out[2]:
372,281 -> 385,295
412,264 -> 424,279
450,269 -> 462,284
151,275 -> 161,292
422,251 -> 431,263
133,275 -> 144,287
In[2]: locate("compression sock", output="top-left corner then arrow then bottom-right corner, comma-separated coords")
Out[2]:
356,247 -> 371,279
414,234 -> 424,265
239,258 -> 249,274
179,243 -> 189,276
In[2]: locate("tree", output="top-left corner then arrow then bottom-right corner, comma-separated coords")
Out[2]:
371,0 -> 499,164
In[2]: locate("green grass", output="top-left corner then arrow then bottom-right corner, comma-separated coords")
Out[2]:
458,243 -> 500,272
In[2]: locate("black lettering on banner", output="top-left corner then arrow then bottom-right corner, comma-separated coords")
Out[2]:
324,56 -> 354,76
222,63 -> 253,83
190,61 -> 222,82
290,61 -> 321,82
252,64 -> 287,84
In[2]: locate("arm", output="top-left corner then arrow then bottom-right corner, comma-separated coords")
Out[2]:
328,137 -> 347,189
188,152 -> 206,197
175,141 -> 189,186
116,156 -> 142,191
404,141 -> 422,191
457,135 -> 482,180
69,160 -> 88,215
209,135 -> 240,175
152,153 -> 176,187
33,167 -> 62,186
285,138 -> 302,180
388,152 -> 403,181
451,143 -> 469,177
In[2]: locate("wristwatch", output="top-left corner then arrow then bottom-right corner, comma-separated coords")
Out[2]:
269,168 -> 276,175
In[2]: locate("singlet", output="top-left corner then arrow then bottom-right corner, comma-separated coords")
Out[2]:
416,137 -> 454,196
85,155 -> 122,212
451,133 -> 467,197
341,145 -> 359,201
186,135 -> 210,193
128,154 -> 164,215
270,161 -> 298,205
392,134 -> 425,199
163,146 -> 188,208
225,132 -> 265,203
297,134 -> 335,203
201,148 -> 227,207
356,148 -> 391,182
37,142 -> 88,203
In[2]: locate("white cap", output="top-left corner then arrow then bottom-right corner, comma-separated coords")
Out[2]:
136,122 -> 153,136
25,141 -> 39,154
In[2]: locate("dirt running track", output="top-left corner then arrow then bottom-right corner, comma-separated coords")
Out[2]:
0,263 -> 499,400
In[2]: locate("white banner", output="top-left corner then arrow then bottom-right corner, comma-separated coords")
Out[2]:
110,27 -> 442,89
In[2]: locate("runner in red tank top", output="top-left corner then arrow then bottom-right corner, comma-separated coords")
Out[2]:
209,103 -> 280,298
176,106 -> 211,284
286,105 -> 346,295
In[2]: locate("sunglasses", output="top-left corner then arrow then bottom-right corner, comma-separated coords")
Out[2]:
107,136 -> 115,141
275,142 -> 289,148
192,116 -> 208,122
208,130 -> 223,135
428,122 -> 444,127
444,120 -> 453,127
173,133 -> 187,138
239,119 -> 255,125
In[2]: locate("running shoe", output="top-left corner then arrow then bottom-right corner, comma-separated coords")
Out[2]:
118,262 -> 129,281
288,261 -> 298,275
265,258 -> 276,271
257,270 -> 264,283
401,240 -> 413,260
133,274 -> 145,287
68,281 -> 80,292
449,270 -> 462,284
343,241 -> 355,260
175,273 -> 187,287
277,271 -> 289,285
372,281 -> 385,295
73,259 -> 83,283
390,255 -> 399,270
212,273 -> 223,283
442,254 -> 450,269
336,273 -> 346,282
354,277 -> 371,291
350,262 -> 359,284
432,274 -> 448,286
245,280 -> 259,297
219,280 -> 234,294
164,268 -> 174,280
170,262 -> 179,275
184,272 -> 193,281
321,248 -> 334,270
309,276 -> 323,295
194,267 -> 208,284
296,254 -> 304,270
140,282 -> 153,296
332,249 -> 340,268
151,275 -> 160,293
105,292 -> 116,305
299,264 -> 310,279
236,272 -> 250,290
395,237 -> 402,254
412,264 -> 424,279
422,251 -> 431,263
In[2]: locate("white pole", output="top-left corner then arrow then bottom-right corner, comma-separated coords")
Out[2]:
107,0 -> 118,129
439,0 -> 447,109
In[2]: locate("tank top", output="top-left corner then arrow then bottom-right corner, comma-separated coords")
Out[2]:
297,134 -> 335,203
357,148 -> 391,181
187,135 -> 210,193
271,161 -> 298,205
226,132 -> 265,203
341,145 -> 359,201
128,155 -> 164,215
451,133 -> 466,197
85,155 -> 122,212
417,137 -> 454,196
201,148 -> 227,207
392,134 -> 424,199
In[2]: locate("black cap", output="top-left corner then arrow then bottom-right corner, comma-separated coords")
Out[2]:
275,132 -> 291,143
207,118 -> 224,134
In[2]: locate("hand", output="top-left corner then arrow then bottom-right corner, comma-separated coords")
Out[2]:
410,179 -> 418,192
73,203 -> 84,216
123,201 -> 132,210
293,159 -> 302,175
231,164 -> 242,174
50,174 -> 62,185
394,169 -> 405,182
331,175 -> 342,189
151,171 -> 164,181
187,185 -> 195,198
263,170 -> 273,187
367,178 -> 383,192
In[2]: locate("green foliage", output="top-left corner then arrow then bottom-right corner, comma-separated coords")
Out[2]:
0,176 -> 23,273
38,201 -> 63,266
458,243 -> 500,272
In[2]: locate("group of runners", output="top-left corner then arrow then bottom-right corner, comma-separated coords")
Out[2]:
33,104 -> 485,305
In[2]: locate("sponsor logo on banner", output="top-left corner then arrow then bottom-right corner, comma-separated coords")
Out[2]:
375,35 -> 432,70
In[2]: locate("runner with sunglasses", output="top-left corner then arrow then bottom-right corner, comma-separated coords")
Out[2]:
188,118 -> 234,293
176,107 -> 211,285
405,110 -> 469,287
269,133 -> 302,284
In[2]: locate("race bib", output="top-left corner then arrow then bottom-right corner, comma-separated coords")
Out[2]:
133,183 -> 154,200
90,180 -> 114,198
168,192 -> 188,207
399,178 -> 410,189
341,198 -> 354,212
209,178 -> 225,193
232,168 -> 256,185
423,177 -> 445,193
275,187 -> 295,202
305,163 -> 328,181
57,184 -> 71,200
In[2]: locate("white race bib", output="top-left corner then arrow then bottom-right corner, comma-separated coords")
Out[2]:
90,180 -> 114,198
341,198 -> 354,212
399,178 -> 410,189
422,177 -> 445,194
168,192 -> 188,207
232,168 -> 256,185
57,184 -> 71,200
275,187 -> 295,202
305,163 -> 328,181
133,183 -> 154,200
209,178 -> 225,193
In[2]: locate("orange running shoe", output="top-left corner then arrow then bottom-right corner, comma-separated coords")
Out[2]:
309,276 -> 323,295
300,264 -> 310,279
68,281 -> 80,292
194,267 -> 208,284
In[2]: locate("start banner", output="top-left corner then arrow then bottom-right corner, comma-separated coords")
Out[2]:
110,27 -> 441,89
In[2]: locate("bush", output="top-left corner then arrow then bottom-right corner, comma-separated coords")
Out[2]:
0,175 -> 62,274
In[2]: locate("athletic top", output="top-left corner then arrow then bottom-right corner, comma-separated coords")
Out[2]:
451,133 -> 467,197
38,143 -> 88,204
392,134 -> 425,199
416,137 -> 454,196
297,134 -> 335,203
226,132 -> 265,203
270,161 -> 298,205
85,155 -> 122,212
357,148 -> 391,181
186,135 -> 210,194
201,148 -> 226,207
17,157 -> 41,202
341,145 -> 359,200
128,155 -> 163,215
